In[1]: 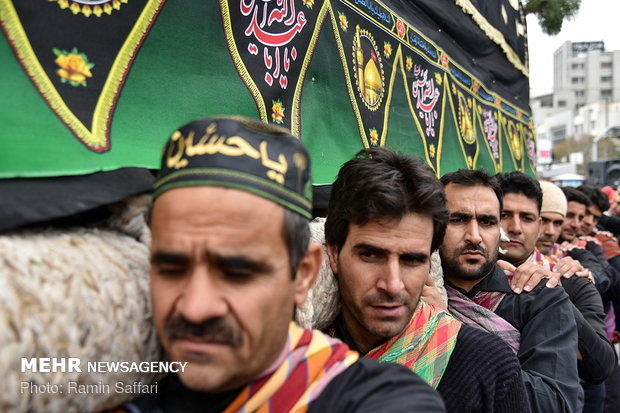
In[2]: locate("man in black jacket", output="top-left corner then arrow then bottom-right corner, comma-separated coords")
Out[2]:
439,169 -> 580,413
497,173 -> 615,412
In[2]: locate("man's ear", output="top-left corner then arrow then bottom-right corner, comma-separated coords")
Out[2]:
326,243 -> 339,275
293,242 -> 322,307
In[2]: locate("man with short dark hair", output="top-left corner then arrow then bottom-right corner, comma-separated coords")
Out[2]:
496,172 -> 615,409
439,168 -> 580,413
558,187 -> 613,294
325,148 -> 529,413
116,117 -> 445,412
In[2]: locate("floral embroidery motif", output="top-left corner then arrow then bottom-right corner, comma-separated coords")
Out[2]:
429,143 -> 436,158
302,0 -> 314,9
383,41 -> 392,58
369,128 -> 378,145
272,100 -> 285,124
434,72 -> 442,85
53,48 -> 94,87
405,56 -> 413,71
338,12 -> 348,32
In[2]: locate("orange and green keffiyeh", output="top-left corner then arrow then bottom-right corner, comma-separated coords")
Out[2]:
223,322 -> 359,413
366,300 -> 461,388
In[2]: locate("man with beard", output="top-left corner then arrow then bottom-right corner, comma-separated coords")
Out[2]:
114,117 -> 445,412
324,148 -> 529,413
439,168 -> 579,413
496,172 -> 615,412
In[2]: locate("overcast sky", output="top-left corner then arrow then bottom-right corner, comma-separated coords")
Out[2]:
527,0 -> 620,98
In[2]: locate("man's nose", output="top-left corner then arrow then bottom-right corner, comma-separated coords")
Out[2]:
376,258 -> 405,297
504,215 -> 522,235
176,266 -> 228,323
464,221 -> 483,245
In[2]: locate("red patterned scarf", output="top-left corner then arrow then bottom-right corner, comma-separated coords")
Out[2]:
223,322 -> 359,413
595,232 -> 620,260
365,300 -> 461,388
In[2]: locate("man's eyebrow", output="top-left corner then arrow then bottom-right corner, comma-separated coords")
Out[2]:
353,243 -> 389,255
209,253 -> 274,274
151,251 -> 189,264
400,252 -> 429,262
449,212 -> 472,219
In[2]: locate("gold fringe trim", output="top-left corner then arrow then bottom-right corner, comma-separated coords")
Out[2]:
0,0 -> 165,151
446,76 -> 479,170
219,0 -> 267,123
93,0 -> 165,145
291,0 -> 330,137
219,0 -> 328,137
328,4 -> 369,149
455,0 -> 529,78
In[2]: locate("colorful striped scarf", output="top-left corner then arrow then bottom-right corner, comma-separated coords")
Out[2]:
445,275 -> 521,354
595,232 -> 620,260
365,300 -> 461,388
223,322 -> 359,413
549,243 -> 565,258
528,247 -> 554,270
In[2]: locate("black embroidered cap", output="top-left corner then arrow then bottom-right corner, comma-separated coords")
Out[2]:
153,116 -> 312,219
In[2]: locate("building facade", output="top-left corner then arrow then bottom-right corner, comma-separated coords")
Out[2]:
533,41 -> 620,173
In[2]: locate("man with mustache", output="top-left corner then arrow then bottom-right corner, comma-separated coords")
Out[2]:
496,172 -> 615,412
116,117 -> 445,412
324,148 -> 529,412
439,169 -> 579,413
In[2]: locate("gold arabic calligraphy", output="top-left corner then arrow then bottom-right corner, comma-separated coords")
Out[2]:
166,122 -> 289,184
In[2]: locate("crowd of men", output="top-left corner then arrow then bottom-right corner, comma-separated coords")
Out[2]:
112,116 -> 620,412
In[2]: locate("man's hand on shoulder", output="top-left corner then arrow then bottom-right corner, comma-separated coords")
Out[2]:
421,273 -> 447,310
553,256 -> 590,279
497,260 -> 560,294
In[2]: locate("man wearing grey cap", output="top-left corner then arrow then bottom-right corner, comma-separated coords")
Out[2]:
115,116 -> 445,412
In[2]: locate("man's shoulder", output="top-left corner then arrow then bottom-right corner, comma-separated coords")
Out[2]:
327,357 -> 434,387
310,358 -> 445,412
453,324 -> 520,365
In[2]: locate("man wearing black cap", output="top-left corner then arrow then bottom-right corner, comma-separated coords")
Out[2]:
116,116 -> 444,412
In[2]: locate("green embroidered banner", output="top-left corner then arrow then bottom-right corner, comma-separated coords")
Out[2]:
0,0 -> 536,183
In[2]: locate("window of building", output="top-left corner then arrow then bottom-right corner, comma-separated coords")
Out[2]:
575,90 -> 585,98
551,127 -> 566,143
601,76 -> 612,82
602,89 -> 613,98
558,100 -> 567,108
601,62 -> 612,69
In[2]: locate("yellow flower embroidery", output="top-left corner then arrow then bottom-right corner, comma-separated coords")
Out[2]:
383,42 -> 392,58
434,72 -> 442,85
339,13 -> 348,31
429,144 -> 436,158
406,56 -> 413,71
302,0 -> 314,8
369,128 -> 379,145
272,100 -> 285,124
53,48 -> 94,87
